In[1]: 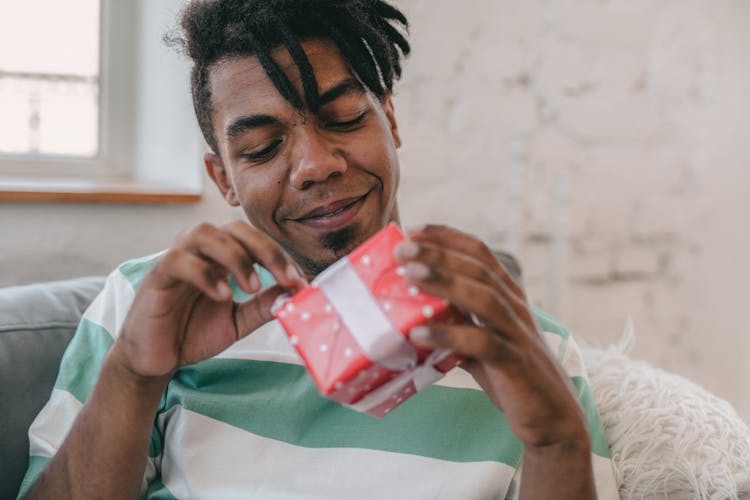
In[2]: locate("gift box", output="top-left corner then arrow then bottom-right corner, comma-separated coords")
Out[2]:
273,223 -> 466,418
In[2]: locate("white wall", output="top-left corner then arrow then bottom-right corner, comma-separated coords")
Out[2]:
2,0 -> 749,420
394,0 -> 750,420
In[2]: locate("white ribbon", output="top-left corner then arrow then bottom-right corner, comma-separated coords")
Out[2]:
412,348 -> 452,390
316,257 -> 417,372
347,349 -> 453,415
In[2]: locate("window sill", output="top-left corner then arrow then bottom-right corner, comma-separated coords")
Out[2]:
0,176 -> 202,204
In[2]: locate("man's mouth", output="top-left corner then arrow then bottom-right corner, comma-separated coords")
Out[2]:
292,190 -> 371,230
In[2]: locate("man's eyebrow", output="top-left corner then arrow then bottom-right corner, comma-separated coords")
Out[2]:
318,79 -> 365,105
226,114 -> 279,140
225,80 -> 364,139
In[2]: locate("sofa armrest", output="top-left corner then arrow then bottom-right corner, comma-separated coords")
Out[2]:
0,276 -> 105,500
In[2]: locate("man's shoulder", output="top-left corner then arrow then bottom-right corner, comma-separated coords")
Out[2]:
531,306 -> 570,340
114,250 -> 165,291
529,307 -> 574,364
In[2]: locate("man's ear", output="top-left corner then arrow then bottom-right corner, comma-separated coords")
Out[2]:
204,153 -> 240,206
382,94 -> 401,148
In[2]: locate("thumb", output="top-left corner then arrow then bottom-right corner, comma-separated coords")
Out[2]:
234,284 -> 286,338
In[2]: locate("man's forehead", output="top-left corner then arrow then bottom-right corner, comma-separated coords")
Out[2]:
208,39 -> 355,110
209,55 -> 279,108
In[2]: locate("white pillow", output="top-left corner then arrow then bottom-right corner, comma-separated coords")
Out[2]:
581,326 -> 750,499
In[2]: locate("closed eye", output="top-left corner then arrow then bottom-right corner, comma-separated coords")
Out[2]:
325,111 -> 367,131
242,139 -> 283,162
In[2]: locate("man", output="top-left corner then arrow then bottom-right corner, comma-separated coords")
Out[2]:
20,1 -> 618,498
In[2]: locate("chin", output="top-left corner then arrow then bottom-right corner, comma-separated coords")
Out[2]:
292,220 -> 381,277
320,222 -> 366,256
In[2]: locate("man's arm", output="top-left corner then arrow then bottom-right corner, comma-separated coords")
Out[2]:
24,354 -> 168,499
518,439 -> 595,500
23,221 -> 304,499
396,224 -> 596,499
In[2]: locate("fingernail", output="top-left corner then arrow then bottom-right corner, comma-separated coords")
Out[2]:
394,241 -> 419,259
248,272 -> 260,292
404,262 -> 430,280
217,281 -> 232,299
286,262 -> 303,282
410,326 -> 432,343
295,262 -> 306,279
405,224 -> 425,234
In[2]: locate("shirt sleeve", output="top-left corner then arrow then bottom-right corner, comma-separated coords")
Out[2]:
17,262 -> 163,499
505,313 -> 620,500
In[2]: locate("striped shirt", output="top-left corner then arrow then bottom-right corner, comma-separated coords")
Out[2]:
19,252 -> 619,499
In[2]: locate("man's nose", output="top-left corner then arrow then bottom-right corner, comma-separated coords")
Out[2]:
289,130 -> 347,190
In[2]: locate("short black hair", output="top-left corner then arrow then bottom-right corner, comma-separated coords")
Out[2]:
167,0 -> 410,154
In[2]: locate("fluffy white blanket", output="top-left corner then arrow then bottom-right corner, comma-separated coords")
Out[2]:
582,324 -> 750,499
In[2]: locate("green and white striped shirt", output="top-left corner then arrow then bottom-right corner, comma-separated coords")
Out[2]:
19,252 -> 619,499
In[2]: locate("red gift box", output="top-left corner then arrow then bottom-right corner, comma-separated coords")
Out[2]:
273,223 -> 465,418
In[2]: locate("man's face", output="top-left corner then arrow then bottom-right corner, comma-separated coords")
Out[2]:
205,39 -> 402,278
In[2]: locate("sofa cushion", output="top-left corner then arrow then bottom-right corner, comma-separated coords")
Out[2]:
582,329 -> 750,499
0,276 -> 105,500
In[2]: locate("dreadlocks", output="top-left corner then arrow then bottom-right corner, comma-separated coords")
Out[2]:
167,0 -> 410,154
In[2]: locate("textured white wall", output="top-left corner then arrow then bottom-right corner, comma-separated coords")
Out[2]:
394,0 -> 750,420
1,0 -> 748,419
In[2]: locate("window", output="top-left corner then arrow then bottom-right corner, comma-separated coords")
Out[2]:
0,0 -> 100,158
0,0 -> 203,203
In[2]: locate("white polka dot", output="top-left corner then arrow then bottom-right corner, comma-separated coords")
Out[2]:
344,348 -> 353,357
396,397 -> 403,403
324,304 -> 332,313
320,344 -> 328,352
332,321 -> 340,332
364,384 -> 371,390
290,335 -> 299,345
395,266 -> 406,276
408,285 -> 419,296
422,305 -> 434,318
384,408 -> 391,414
286,303 -> 295,313
361,254 -> 371,266
278,310 -> 286,318
301,311 -> 311,320
334,381 -> 343,390
382,301 -> 392,311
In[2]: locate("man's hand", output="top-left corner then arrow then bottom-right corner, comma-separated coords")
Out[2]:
24,221 -> 306,500
394,224 -> 595,499
113,220 -> 306,380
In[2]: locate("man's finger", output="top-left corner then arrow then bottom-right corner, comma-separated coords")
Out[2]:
234,284 -> 287,338
154,250 -> 232,302
394,239 -> 523,308
223,221 -> 307,291
401,261 -> 526,339
407,224 -> 524,296
183,224 -> 259,295
409,323 -> 512,363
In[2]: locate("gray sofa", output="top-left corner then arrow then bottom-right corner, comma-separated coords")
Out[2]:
0,277 -> 105,500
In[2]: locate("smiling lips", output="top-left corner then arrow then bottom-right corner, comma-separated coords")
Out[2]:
293,191 -> 370,230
